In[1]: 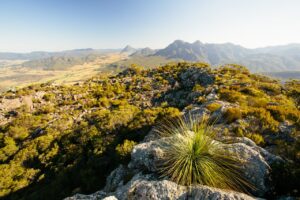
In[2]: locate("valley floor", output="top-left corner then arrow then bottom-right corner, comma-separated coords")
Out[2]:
0,53 -> 126,92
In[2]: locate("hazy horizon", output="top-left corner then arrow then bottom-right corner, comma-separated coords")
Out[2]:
2,40 -> 300,54
1,0 -> 300,52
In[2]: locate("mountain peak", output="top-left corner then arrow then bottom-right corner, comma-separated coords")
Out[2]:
193,40 -> 203,45
121,45 -> 136,54
172,39 -> 185,45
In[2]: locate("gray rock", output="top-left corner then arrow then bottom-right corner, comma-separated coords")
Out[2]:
225,142 -> 270,196
143,128 -> 162,142
64,191 -> 106,200
113,173 -> 261,200
66,133 -> 279,200
129,136 -> 277,197
102,196 -> 118,200
219,136 -> 283,165
182,105 -> 209,119
104,165 -> 129,193
276,196 -> 298,200
179,67 -> 214,88
206,90 -> 219,101
65,173 -> 262,200
128,139 -> 165,172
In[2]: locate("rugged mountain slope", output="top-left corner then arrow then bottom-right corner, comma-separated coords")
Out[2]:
0,63 -> 299,200
22,54 -> 103,70
130,47 -> 157,57
264,71 -> 300,80
155,40 -> 300,72
155,40 -> 248,64
255,43 -> 300,57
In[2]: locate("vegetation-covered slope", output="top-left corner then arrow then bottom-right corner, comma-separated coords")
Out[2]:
0,63 -> 299,200
21,54 -> 106,70
107,55 -> 177,71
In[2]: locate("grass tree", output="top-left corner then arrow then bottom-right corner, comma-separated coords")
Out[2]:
155,115 -> 253,192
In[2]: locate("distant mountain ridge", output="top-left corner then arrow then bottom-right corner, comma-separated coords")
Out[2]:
2,41 -> 300,72
0,48 -> 120,61
154,40 -> 300,72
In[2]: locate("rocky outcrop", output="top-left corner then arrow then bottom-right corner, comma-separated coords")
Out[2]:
129,137 -> 279,197
128,139 -> 165,172
179,67 -> 214,88
113,173 -> 260,200
0,97 -> 22,111
65,133 -> 282,200
66,172 -> 260,200
0,95 -> 34,125
65,191 -> 106,200
218,136 -> 283,165
64,99 -> 286,200
0,95 -> 34,112
103,165 -> 131,193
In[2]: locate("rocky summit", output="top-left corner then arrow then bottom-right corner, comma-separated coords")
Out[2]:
0,63 -> 299,200
64,109 -> 283,200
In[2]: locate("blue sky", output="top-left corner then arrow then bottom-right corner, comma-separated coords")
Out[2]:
0,0 -> 300,52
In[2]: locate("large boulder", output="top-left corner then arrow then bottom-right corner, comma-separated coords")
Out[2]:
66,173 -> 261,200
218,136 -> 283,165
64,191 -> 106,200
113,173 -> 261,200
103,165 -> 130,193
128,139 -> 165,172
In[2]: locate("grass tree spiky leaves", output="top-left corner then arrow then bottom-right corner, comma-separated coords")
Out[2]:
155,115 -> 253,193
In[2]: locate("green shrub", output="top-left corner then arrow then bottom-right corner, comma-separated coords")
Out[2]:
193,84 -> 205,92
98,97 -> 110,108
245,133 -> 265,146
267,105 -> 300,123
159,107 -> 181,119
233,127 -> 265,146
8,126 -> 29,140
115,139 -> 136,160
245,108 -> 279,132
259,82 -> 281,95
240,87 -> 263,97
142,84 -> 152,91
224,107 -> 242,123
156,116 -> 251,192
206,102 -> 222,112
36,105 -> 55,114
285,80 -> 300,107
247,96 -> 269,107
0,136 -> 19,162
43,93 -> 55,101
219,89 -> 245,103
